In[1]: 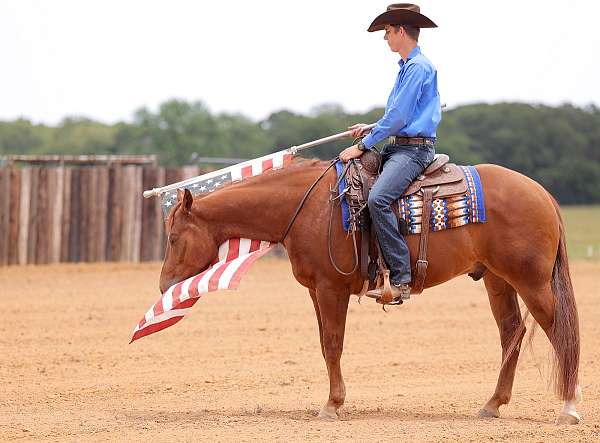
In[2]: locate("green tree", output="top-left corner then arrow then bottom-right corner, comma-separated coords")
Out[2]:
44,117 -> 116,155
0,119 -> 46,154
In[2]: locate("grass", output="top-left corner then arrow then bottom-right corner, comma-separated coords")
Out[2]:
561,205 -> 600,260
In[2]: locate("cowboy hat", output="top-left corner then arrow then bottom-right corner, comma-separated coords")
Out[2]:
367,3 -> 437,32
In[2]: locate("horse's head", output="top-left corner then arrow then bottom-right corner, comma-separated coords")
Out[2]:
159,188 -> 218,293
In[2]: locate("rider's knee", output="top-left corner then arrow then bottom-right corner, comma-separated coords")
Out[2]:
368,190 -> 390,211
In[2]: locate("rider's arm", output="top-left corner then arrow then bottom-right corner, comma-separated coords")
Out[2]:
361,63 -> 426,149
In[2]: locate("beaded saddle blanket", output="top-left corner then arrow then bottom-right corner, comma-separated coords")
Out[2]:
398,166 -> 486,234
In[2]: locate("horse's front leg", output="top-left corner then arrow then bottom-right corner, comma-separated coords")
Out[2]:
315,285 -> 350,420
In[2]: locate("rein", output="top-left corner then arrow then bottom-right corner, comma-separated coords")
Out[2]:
280,158 -> 359,277
280,160 -> 337,242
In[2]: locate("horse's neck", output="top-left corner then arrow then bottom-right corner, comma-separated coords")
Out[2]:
196,164 -> 324,242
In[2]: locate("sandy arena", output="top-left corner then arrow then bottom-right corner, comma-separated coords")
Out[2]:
1,258 -> 599,441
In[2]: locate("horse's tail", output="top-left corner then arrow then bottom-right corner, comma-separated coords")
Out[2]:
500,195 -> 580,400
548,195 -> 580,400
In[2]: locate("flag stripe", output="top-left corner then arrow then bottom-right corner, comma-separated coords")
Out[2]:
167,283 -> 183,311
228,246 -> 274,289
225,238 -> 240,261
251,159 -> 262,176
178,278 -> 194,304
249,239 -> 261,252
238,238 -> 252,255
197,262 -> 224,293
186,273 -> 205,299
231,170 -> 241,181
133,302 -> 197,336
241,165 -> 252,179
262,158 -> 273,171
131,312 -> 187,343
208,261 -> 230,292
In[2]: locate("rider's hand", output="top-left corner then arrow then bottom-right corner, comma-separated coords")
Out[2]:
339,144 -> 364,163
348,123 -> 370,138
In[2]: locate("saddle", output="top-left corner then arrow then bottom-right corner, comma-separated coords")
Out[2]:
344,149 -> 467,302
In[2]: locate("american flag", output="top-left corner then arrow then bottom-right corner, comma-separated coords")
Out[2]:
160,149 -> 293,217
132,149 -> 293,342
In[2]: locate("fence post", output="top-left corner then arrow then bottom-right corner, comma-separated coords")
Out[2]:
18,168 -> 31,265
8,168 -> 21,265
0,168 -> 10,266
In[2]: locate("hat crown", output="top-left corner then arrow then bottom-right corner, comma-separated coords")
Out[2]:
367,2 -> 436,32
386,3 -> 421,13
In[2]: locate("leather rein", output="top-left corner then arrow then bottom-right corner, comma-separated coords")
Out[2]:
280,159 -> 360,276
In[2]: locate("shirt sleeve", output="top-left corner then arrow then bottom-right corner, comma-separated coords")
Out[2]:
362,63 -> 427,149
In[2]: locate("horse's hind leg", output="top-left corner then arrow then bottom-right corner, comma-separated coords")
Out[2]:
314,286 -> 350,420
479,272 -> 524,418
516,282 -> 582,424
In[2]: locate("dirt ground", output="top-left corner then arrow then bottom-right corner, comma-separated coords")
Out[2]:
1,259 -> 599,442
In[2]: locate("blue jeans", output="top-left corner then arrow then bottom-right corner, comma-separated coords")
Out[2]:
367,144 -> 435,285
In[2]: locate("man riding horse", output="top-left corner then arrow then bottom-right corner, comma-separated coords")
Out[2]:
339,3 -> 440,302
153,2 -> 581,425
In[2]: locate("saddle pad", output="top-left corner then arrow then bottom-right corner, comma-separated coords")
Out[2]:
399,166 -> 486,234
337,163 -> 486,233
335,161 -> 351,229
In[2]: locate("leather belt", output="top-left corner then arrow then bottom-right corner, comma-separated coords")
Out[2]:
389,136 -> 435,146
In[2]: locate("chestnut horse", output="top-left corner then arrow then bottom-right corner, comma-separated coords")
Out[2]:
159,159 -> 581,424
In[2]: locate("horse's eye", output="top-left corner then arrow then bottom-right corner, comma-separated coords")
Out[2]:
169,234 -> 179,245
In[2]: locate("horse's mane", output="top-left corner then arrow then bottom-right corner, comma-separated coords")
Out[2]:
206,157 -> 330,193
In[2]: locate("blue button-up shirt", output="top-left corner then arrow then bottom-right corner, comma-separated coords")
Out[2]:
362,46 -> 441,149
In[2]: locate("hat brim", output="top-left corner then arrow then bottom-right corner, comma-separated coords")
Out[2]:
367,10 -> 437,32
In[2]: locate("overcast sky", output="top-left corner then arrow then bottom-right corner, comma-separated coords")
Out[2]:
1,0 -> 599,125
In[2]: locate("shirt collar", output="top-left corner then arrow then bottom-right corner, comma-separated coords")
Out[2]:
398,45 -> 421,67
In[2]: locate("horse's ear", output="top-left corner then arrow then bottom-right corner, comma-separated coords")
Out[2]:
182,188 -> 194,212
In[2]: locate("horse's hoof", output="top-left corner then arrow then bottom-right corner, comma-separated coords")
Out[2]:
558,390 -> 582,425
478,407 -> 500,418
318,407 -> 339,421
556,411 -> 581,425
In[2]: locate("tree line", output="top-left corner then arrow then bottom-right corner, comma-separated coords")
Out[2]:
1,100 -> 599,204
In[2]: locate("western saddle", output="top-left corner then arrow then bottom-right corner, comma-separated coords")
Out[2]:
343,149 -> 467,304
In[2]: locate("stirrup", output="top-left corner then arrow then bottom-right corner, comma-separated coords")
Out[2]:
386,298 -> 403,306
380,270 -> 395,304
363,289 -> 404,305
365,271 -> 410,305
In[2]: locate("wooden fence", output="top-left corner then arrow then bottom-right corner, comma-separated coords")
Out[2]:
0,165 -> 202,266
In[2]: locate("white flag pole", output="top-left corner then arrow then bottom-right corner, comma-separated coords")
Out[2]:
288,123 -> 376,155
